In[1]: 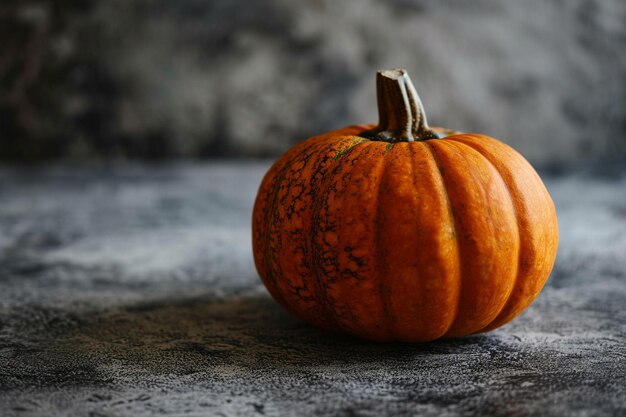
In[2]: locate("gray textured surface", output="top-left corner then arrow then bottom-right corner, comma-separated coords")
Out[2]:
2,0 -> 626,162
0,162 -> 625,417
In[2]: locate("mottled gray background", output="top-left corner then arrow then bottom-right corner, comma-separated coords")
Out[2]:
2,0 -> 626,163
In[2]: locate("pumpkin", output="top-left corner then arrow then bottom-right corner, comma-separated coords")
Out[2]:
252,68 -> 558,342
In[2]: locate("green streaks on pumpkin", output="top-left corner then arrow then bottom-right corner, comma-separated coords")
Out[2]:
384,143 -> 394,154
333,138 -> 368,161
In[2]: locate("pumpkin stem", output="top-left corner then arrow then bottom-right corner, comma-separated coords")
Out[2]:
361,69 -> 439,142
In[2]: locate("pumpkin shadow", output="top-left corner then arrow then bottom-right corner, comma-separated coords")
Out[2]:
63,292 -> 495,375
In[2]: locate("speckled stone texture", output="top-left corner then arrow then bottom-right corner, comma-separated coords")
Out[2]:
0,163 -> 625,417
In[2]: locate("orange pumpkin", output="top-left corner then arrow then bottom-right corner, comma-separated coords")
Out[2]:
252,68 -> 558,342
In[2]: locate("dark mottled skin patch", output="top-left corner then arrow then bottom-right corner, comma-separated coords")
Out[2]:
260,136 -> 372,330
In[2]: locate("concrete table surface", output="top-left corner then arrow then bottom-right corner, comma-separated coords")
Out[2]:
0,162 -> 624,417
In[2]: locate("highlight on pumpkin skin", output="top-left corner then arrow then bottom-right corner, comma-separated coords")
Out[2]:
252,68 -> 558,342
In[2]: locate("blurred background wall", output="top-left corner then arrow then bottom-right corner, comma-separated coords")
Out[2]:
1,0 -> 625,164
